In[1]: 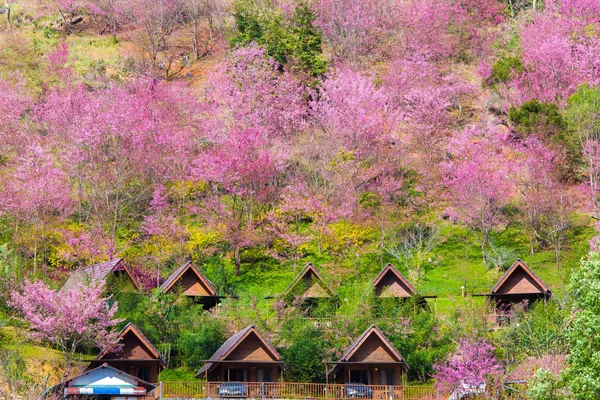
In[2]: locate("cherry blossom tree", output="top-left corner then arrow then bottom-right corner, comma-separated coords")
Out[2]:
506,1 -> 600,105
0,145 -> 73,275
314,0 -> 398,66
0,78 -> 31,151
193,127 -> 287,275
141,185 -> 187,287
204,44 -> 309,138
443,126 -> 513,266
35,79 -> 201,250
10,280 -> 122,379
434,337 -> 504,396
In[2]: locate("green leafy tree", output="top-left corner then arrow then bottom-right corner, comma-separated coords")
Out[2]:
487,56 -> 523,85
565,85 -> 600,142
280,325 -> 327,382
565,253 -> 600,399
527,368 -> 565,400
231,0 -> 326,76
502,300 -> 568,360
508,100 -> 566,137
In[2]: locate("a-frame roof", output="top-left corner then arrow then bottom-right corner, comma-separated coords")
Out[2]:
62,258 -> 141,292
93,323 -> 167,368
60,363 -> 155,391
491,259 -> 551,295
283,263 -> 336,298
329,325 -> 407,375
372,263 -> 416,298
159,261 -> 218,296
196,325 -> 284,377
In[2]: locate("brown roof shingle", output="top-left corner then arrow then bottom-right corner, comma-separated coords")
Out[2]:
61,258 -> 141,292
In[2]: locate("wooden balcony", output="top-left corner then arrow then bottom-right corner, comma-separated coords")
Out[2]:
161,382 -> 440,400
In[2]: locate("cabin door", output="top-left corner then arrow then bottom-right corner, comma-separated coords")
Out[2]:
257,368 -> 272,382
379,369 -> 394,385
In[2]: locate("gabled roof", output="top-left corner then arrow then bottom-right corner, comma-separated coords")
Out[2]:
283,263 -> 336,298
59,363 -> 156,391
92,323 -> 167,368
160,261 -> 218,296
372,263 -> 416,298
196,325 -> 284,377
491,259 -> 551,295
62,258 -> 141,292
329,325 -> 407,375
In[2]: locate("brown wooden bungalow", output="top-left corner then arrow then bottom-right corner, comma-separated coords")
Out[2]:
87,323 -> 166,383
371,264 -> 429,315
487,259 -> 551,313
282,263 -> 338,313
196,325 -> 285,382
328,325 -> 408,385
372,264 -> 417,299
62,258 -> 141,292
160,261 -> 221,310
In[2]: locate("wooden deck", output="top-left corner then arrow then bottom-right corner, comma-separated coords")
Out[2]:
161,382 -> 440,400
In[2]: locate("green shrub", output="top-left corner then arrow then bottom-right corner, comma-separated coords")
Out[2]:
487,56 -> 524,85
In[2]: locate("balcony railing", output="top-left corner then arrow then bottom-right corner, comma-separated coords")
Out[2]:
161,382 -> 440,400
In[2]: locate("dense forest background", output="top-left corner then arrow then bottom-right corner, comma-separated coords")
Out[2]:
1,0 -> 600,397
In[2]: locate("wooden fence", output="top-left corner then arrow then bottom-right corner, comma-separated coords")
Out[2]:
161,382 -> 440,400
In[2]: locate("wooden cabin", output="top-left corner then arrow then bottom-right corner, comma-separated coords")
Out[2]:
488,259 -> 551,313
87,323 -> 166,383
328,325 -> 408,385
59,363 -> 156,399
160,261 -> 220,309
62,258 -> 141,293
372,264 -> 417,299
282,263 -> 338,314
196,325 -> 285,382
371,264 -> 428,315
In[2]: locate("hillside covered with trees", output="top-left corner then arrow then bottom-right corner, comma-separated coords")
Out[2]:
1,0 -> 600,398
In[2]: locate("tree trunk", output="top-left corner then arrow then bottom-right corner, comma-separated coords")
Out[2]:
480,238 -> 488,268
234,246 -> 241,276
4,0 -> 10,30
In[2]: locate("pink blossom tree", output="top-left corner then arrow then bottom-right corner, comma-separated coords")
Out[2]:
443,126 -> 513,266
309,68 -> 402,215
193,127 -> 287,275
0,78 -> 31,151
314,0 -> 399,66
35,79 -> 200,251
10,280 -> 122,379
434,337 -> 504,396
141,184 -> 187,287
266,183 -> 315,272
0,145 -> 73,275
204,44 -> 309,139
505,1 -> 600,105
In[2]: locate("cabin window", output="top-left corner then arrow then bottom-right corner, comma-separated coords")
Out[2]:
350,370 -> 370,384
137,367 -> 151,382
228,368 -> 247,381
257,368 -> 272,382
